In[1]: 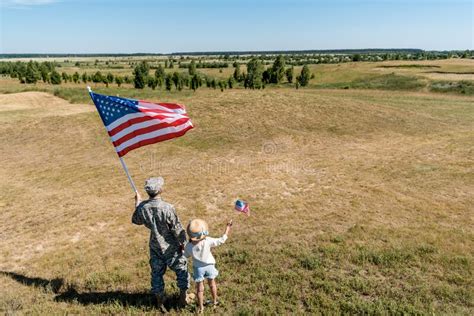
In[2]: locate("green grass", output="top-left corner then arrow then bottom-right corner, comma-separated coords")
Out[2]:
430,80 -> 474,95
2,57 -> 473,99
1,60 -> 473,315
427,71 -> 474,75
315,73 -> 426,91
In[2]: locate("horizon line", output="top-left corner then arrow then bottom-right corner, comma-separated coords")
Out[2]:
1,48 -> 472,57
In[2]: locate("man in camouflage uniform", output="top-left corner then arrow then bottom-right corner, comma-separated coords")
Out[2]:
132,177 -> 190,309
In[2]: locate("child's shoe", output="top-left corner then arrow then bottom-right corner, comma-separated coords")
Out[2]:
205,300 -> 219,308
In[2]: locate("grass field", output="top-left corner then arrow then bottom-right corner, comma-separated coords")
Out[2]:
2,58 -> 473,98
0,60 -> 473,315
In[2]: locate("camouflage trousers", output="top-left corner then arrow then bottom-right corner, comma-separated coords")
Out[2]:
149,247 -> 190,295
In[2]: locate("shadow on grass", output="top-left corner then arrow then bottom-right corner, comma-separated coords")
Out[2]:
1,271 -> 183,310
1,271 -> 64,293
54,288 -> 155,308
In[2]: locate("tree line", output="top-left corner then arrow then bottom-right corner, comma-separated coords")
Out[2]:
236,56 -> 312,89
0,60 -> 128,86
164,50 -> 473,67
0,56 -> 312,91
132,56 -> 312,91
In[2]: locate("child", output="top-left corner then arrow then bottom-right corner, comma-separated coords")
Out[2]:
184,218 -> 232,313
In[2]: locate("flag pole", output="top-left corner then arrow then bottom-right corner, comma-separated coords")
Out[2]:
119,156 -> 138,193
88,86 -> 138,193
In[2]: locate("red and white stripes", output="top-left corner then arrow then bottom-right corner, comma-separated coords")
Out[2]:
107,101 -> 193,157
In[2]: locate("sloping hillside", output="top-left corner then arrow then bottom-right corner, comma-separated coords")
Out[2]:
0,89 -> 472,314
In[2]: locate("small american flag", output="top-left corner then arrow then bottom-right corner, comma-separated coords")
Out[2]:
235,199 -> 250,216
89,90 -> 193,157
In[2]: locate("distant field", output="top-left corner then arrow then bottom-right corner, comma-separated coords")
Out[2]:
1,58 -> 474,97
2,56 -> 473,83
0,59 -> 473,314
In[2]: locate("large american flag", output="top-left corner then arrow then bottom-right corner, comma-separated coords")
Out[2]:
89,90 -> 193,157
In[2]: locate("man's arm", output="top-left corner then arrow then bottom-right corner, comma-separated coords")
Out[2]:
183,243 -> 192,258
131,191 -> 144,225
167,207 -> 187,245
135,191 -> 142,207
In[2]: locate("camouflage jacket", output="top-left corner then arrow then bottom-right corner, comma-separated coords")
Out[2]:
132,198 -> 187,255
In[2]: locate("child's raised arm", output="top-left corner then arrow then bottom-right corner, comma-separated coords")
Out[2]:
207,220 -> 233,248
224,219 -> 232,236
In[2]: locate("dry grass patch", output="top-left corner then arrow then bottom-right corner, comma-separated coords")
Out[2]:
1,88 -> 473,314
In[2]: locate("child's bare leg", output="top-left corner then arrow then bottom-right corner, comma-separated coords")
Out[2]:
196,281 -> 204,312
208,279 -> 218,304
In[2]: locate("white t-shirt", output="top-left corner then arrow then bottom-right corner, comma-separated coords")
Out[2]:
184,234 -> 227,268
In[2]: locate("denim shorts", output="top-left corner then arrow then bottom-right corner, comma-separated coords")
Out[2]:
193,264 -> 219,282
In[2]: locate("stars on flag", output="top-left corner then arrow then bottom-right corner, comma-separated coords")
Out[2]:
89,89 -> 193,157
91,94 -> 139,125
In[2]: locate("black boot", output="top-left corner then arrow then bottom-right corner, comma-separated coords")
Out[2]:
155,294 -> 167,313
179,290 -> 188,307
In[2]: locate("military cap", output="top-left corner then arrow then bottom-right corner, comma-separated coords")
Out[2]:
144,177 -> 164,195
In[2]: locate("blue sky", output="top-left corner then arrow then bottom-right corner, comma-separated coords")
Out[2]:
0,0 -> 472,53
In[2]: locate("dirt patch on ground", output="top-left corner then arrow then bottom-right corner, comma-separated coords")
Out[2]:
0,92 -> 93,121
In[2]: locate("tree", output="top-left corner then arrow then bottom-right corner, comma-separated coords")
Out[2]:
72,72 -> 80,83
262,69 -> 271,84
172,72 -> 184,91
50,70 -> 62,84
245,58 -> 264,89
61,72 -> 69,83
39,63 -> 50,83
92,71 -> 103,83
155,65 -> 165,88
124,75 -> 132,84
297,64 -> 311,87
133,61 -> 149,89
352,54 -> 361,62
102,76 -> 109,88
227,76 -> 234,89
172,72 -> 179,89
106,73 -> 114,85
190,74 -> 200,91
270,55 -> 286,83
14,62 -> 27,82
25,61 -> 40,84
115,76 -> 123,87
286,66 -> 294,83
243,76 -> 248,88
147,76 -> 158,90
205,76 -> 212,88
233,63 -> 241,81
165,74 -> 173,91
82,72 -> 88,83
218,80 -> 227,92
188,60 -> 196,76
